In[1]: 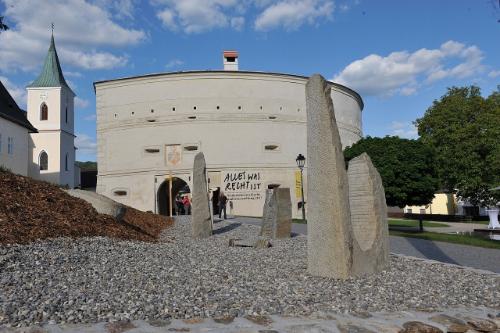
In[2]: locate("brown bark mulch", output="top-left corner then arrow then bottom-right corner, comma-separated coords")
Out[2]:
0,169 -> 173,245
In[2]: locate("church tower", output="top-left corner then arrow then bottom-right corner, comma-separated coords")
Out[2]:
27,34 -> 76,187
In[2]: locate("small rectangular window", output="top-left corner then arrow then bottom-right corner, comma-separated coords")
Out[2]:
183,145 -> 199,152
263,143 -> 280,152
0,133 -> 2,153
7,137 -> 13,155
113,190 -> 127,196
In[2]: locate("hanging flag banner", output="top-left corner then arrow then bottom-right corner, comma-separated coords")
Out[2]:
295,170 -> 302,198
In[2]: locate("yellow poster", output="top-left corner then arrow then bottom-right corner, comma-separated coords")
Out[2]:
295,170 -> 302,198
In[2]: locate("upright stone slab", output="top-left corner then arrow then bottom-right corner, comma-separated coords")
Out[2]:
274,188 -> 292,238
192,152 -> 212,238
306,74 -> 354,279
348,153 -> 389,275
260,189 -> 275,237
260,188 -> 292,239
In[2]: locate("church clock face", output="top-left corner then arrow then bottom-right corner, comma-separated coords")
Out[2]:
40,91 -> 48,100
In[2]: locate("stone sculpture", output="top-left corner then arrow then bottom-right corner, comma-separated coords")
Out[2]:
192,152 -> 212,238
306,74 -> 354,279
260,188 -> 292,238
348,153 -> 389,275
306,74 -> 389,278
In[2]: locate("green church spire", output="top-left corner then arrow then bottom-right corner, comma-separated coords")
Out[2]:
28,33 -> 74,94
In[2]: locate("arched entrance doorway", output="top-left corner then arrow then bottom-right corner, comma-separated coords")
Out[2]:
158,177 -> 190,216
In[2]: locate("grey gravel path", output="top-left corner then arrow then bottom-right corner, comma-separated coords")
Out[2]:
1,217 -> 499,328
233,216 -> 500,273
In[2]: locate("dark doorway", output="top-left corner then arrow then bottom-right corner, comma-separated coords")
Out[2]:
158,177 -> 190,216
212,187 -> 220,216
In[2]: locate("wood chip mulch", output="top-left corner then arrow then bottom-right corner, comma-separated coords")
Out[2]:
0,169 -> 173,245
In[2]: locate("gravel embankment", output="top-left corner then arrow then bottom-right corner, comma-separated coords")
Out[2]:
1,216 -> 499,327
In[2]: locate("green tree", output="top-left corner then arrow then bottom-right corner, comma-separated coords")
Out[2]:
76,161 -> 97,171
415,86 -> 500,207
0,17 -> 8,32
344,136 -> 439,208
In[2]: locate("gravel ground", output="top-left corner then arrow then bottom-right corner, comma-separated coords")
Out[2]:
1,216 -> 499,327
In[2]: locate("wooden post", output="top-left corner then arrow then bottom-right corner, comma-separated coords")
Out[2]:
168,174 -> 173,217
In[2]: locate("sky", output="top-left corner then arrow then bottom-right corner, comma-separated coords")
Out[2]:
0,0 -> 499,162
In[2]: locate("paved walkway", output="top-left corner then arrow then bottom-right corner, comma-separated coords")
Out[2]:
2,307 -> 499,333
424,221 -> 489,234
230,216 -> 500,274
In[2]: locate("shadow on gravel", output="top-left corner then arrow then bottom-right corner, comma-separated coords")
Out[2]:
404,236 -> 460,265
213,223 -> 242,235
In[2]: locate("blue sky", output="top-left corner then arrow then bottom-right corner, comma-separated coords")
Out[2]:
0,0 -> 499,162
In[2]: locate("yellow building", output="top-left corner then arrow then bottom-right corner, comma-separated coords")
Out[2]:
404,193 -> 457,215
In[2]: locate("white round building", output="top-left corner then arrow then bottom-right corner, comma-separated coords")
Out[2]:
94,51 -> 363,218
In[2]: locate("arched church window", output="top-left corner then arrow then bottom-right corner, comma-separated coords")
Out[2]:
40,103 -> 48,121
39,151 -> 48,171
65,107 -> 68,123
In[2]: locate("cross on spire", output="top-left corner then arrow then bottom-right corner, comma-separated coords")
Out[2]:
51,22 -> 54,36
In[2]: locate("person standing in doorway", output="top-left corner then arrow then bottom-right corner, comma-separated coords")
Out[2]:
219,192 -> 228,220
182,195 -> 191,215
175,195 -> 184,215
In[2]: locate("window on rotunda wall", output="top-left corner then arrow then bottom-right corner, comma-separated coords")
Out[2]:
40,103 -> 48,121
7,137 -> 13,155
39,151 -> 48,171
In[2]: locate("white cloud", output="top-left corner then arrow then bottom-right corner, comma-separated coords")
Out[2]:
333,40 -> 485,97
0,0 -> 145,72
231,16 -> 245,30
153,0 -> 341,33
75,133 -> 97,155
0,76 -> 27,109
92,0 -> 137,20
157,9 -> 177,30
390,121 -> 418,139
338,3 -> 349,12
75,97 -> 90,109
154,0 -> 240,33
60,49 -> 128,70
488,70 -> 500,78
84,113 -> 97,121
254,0 -> 334,31
165,59 -> 184,69
65,71 -> 83,78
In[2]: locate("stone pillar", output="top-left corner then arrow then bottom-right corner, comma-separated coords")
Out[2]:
260,189 -> 275,237
192,152 -> 212,238
260,188 -> 292,239
306,74 -> 354,279
348,153 -> 389,275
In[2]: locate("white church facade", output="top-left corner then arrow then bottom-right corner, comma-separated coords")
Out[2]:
94,51 -> 364,218
0,35 -> 78,188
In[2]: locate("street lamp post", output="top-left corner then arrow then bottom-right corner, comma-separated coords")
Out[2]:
296,154 -> 306,222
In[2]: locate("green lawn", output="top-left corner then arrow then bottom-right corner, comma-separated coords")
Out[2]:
291,218 -> 500,249
292,218 -> 448,227
388,219 -> 449,228
389,230 -> 500,250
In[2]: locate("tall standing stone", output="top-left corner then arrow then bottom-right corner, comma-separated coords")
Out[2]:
260,188 -> 292,238
192,152 -> 212,238
348,153 -> 389,275
306,74 -> 354,279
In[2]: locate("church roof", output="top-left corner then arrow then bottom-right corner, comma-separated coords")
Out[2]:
0,80 -> 37,132
27,35 -> 74,94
